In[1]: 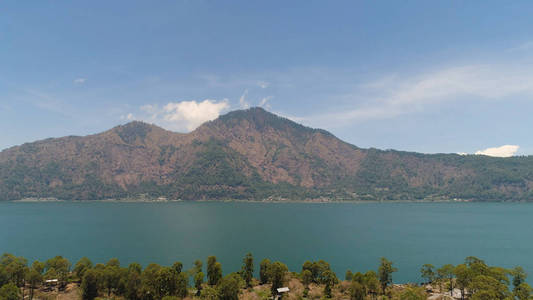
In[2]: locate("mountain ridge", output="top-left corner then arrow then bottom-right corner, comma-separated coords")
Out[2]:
1,107 -> 532,201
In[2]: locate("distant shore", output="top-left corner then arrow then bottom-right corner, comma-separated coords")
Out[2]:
10,197 -> 476,203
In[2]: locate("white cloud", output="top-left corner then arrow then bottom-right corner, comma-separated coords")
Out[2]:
257,81 -> 270,89
74,78 -> 86,84
163,100 -> 229,130
508,41 -> 533,52
313,62 -> 533,126
475,145 -> 519,157
258,96 -> 272,109
133,99 -> 229,132
239,90 -> 250,109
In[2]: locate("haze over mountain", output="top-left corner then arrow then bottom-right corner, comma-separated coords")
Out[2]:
1,107 -> 532,201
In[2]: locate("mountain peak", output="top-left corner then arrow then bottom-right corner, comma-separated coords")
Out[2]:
111,121 -> 161,144
209,107 -> 332,137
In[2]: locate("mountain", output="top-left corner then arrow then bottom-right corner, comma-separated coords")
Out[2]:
1,107 -> 533,201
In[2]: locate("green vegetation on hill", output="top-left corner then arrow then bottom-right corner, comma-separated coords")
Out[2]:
0,252 -> 529,300
1,107 -> 533,201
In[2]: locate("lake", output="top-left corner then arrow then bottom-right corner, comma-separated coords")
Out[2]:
0,201 -> 530,283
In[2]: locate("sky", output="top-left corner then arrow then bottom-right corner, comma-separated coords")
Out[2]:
2,1 -> 533,157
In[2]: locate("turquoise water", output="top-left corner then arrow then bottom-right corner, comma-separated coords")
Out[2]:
0,202 -> 531,283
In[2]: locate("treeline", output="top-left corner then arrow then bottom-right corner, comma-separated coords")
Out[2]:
0,253 -> 530,300
419,256 -> 532,300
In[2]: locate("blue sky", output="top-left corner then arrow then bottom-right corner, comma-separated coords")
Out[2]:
2,1 -> 533,156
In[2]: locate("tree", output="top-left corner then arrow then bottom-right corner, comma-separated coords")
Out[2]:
201,285 -> 219,300
465,256 -> 485,267
241,253 -> 254,288
142,263 -> 162,299
470,275 -> 511,300
218,273 -> 242,300
107,258 -> 120,268
454,264 -> 472,300
437,264 -> 455,296
45,256 -> 70,287
514,282 -> 533,300
349,281 -> 365,300
268,262 -> 288,294
157,267 -> 178,297
260,259 -> 271,284
397,286 -> 426,300
81,269 -> 100,300
364,270 -> 379,297
125,269 -> 142,300
352,272 -> 364,284
176,272 -> 188,299
345,270 -> 353,281
4,255 -> 28,292
31,261 -> 45,275
27,268 -> 42,300
194,260 -> 203,275
511,266 -> 528,291
0,283 -> 20,300
301,269 -> 312,289
322,269 -> 338,298
313,260 -> 331,283
378,257 -> 397,295
172,262 -> 183,275
74,257 -> 93,280
207,256 -> 222,286
420,264 -> 435,283
104,265 -> 121,297
195,271 -> 204,296
129,262 -> 142,275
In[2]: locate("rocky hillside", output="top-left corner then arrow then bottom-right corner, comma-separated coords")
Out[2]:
1,107 -> 533,201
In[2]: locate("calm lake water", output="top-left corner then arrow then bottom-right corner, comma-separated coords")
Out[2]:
0,202 -> 531,283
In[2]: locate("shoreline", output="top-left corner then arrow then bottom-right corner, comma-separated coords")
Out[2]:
9,198 -> 485,204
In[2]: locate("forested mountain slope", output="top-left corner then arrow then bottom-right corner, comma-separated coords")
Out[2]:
1,107 -> 532,201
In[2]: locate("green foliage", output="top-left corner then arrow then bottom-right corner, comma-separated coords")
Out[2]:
322,269 -> 338,298
27,268 -> 43,300
74,257 -> 93,280
301,260 -> 332,284
268,261 -> 288,294
217,273 -> 243,300
419,264 -> 435,283
207,256 -> 222,286
349,281 -> 365,300
194,271 -> 204,296
363,271 -> 379,296
259,259 -> 271,284
0,283 -> 20,300
454,264 -> 472,300
0,252 -> 527,300
378,257 -> 397,295
175,272 -> 188,298
200,285 -> 219,300
301,269 -> 312,287
45,256 -> 70,285
172,262 -> 183,275
437,264 -> 455,296
511,266 -> 528,290
241,253 -> 254,288
470,274 -> 511,300
514,282 -> 533,300
81,269 -> 100,300
345,270 -> 353,281
193,260 -> 203,275
395,286 -> 426,300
